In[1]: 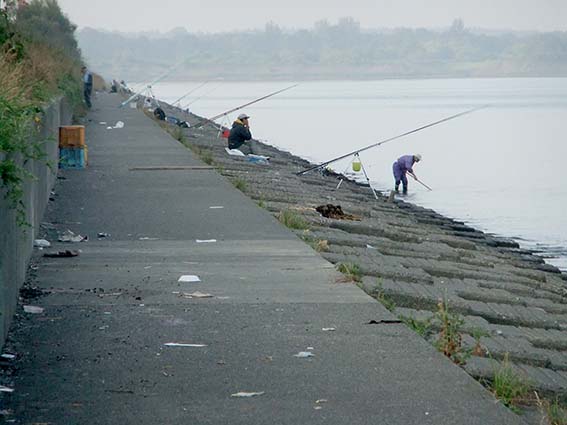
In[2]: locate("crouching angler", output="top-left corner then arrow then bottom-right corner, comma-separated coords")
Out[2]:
228,113 -> 253,154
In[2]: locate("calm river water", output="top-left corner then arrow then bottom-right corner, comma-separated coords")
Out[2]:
147,78 -> 567,271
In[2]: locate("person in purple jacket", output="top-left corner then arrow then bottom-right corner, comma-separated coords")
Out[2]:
393,154 -> 422,194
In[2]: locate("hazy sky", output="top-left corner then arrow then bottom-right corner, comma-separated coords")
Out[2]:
57,0 -> 566,33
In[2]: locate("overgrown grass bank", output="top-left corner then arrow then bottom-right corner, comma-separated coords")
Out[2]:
0,0 -> 84,225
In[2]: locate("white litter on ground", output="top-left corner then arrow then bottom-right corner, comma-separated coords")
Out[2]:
322,328 -> 336,331
164,343 -> 207,347
113,121 -> 125,129
182,292 -> 213,299
0,386 -> 14,393
231,391 -> 265,398
293,351 -> 315,358
196,239 -> 217,243
225,148 -> 245,157
209,206 -> 224,209
33,239 -> 51,248
23,305 -> 44,314
178,275 -> 201,283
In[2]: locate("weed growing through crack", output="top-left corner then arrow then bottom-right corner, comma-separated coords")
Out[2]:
538,396 -> 567,425
489,353 -> 531,412
470,327 -> 489,357
399,315 -> 433,337
232,178 -> 247,192
435,297 -> 467,364
199,150 -> 214,165
336,262 -> 363,283
315,239 -> 329,252
278,209 -> 310,230
373,280 -> 396,312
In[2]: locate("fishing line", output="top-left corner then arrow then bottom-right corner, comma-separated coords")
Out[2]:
297,105 -> 488,176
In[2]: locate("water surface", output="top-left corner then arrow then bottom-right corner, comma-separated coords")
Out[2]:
147,78 -> 567,271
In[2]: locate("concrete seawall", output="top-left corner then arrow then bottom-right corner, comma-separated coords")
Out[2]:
152,98 -> 567,415
0,96 -> 72,345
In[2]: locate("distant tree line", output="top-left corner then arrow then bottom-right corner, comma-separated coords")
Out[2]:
77,18 -> 567,81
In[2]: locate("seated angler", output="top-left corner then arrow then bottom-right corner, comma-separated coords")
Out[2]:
228,113 -> 253,155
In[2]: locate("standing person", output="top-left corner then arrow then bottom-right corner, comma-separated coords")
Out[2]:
81,66 -> 93,108
393,154 -> 422,194
228,113 -> 253,154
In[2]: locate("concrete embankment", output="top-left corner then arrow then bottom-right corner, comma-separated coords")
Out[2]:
0,92 -> 527,424
0,97 -> 72,345
156,100 -> 567,409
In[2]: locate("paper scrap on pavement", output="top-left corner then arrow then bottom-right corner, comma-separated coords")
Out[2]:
182,292 -> 213,299
33,239 -> 51,248
178,275 -> 201,283
1,354 -> 16,360
293,351 -> 315,358
0,386 -> 14,393
164,343 -> 207,347
23,305 -> 44,314
196,239 -> 217,243
58,230 -> 87,243
113,121 -> 125,129
231,391 -> 265,398
322,328 -> 336,332
209,206 -> 224,209
139,237 -> 159,241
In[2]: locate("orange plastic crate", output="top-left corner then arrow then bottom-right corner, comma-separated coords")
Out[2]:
59,125 -> 85,148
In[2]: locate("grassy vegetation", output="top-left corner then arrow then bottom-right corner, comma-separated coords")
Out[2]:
336,262 -> 362,283
489,354 -> 531,412
1,1 -> 83,226
434,297 -> 467,365
278,209 -> 310,230
232,177 -> 247,192
399,315 -> 433,337
540,398 -> 567,425
371,280 -> 396,312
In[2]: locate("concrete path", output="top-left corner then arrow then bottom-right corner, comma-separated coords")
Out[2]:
3,93 -> 524,424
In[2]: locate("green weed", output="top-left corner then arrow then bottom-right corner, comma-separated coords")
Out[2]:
399,315 -> 433,337
372,280 -> 396,312
232,178 -> 247,192
435,297 -> 467,364
278,209 -> 310,230
490,354 -> 531,412
336,262 -> 362,283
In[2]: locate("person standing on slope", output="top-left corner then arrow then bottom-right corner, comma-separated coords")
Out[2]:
393,154 -> 422,194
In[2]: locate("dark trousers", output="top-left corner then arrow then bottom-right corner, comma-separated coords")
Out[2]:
84,84 -> 92,108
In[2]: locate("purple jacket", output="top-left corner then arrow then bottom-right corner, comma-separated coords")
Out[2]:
394,155 -> 415,173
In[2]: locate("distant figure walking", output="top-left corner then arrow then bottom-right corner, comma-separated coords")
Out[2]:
81,66 -> 93,108
228,113 -> 253,154
393,154 -> 422,194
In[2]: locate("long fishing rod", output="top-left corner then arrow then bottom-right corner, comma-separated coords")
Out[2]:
194,84 -> 299,128
172,77 -> 222,106
119,59 -> 188,108
410,174 -> 433,191
183,81 -> 224,108
297,105 -> 487,176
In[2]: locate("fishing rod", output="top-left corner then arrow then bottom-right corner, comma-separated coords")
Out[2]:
172,77 -> 222,107
183,81 -> 224,108
194,84 -> 299,128
119,58 -> 188,108
410,174 -> 433,191
297,105 -> 488,176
